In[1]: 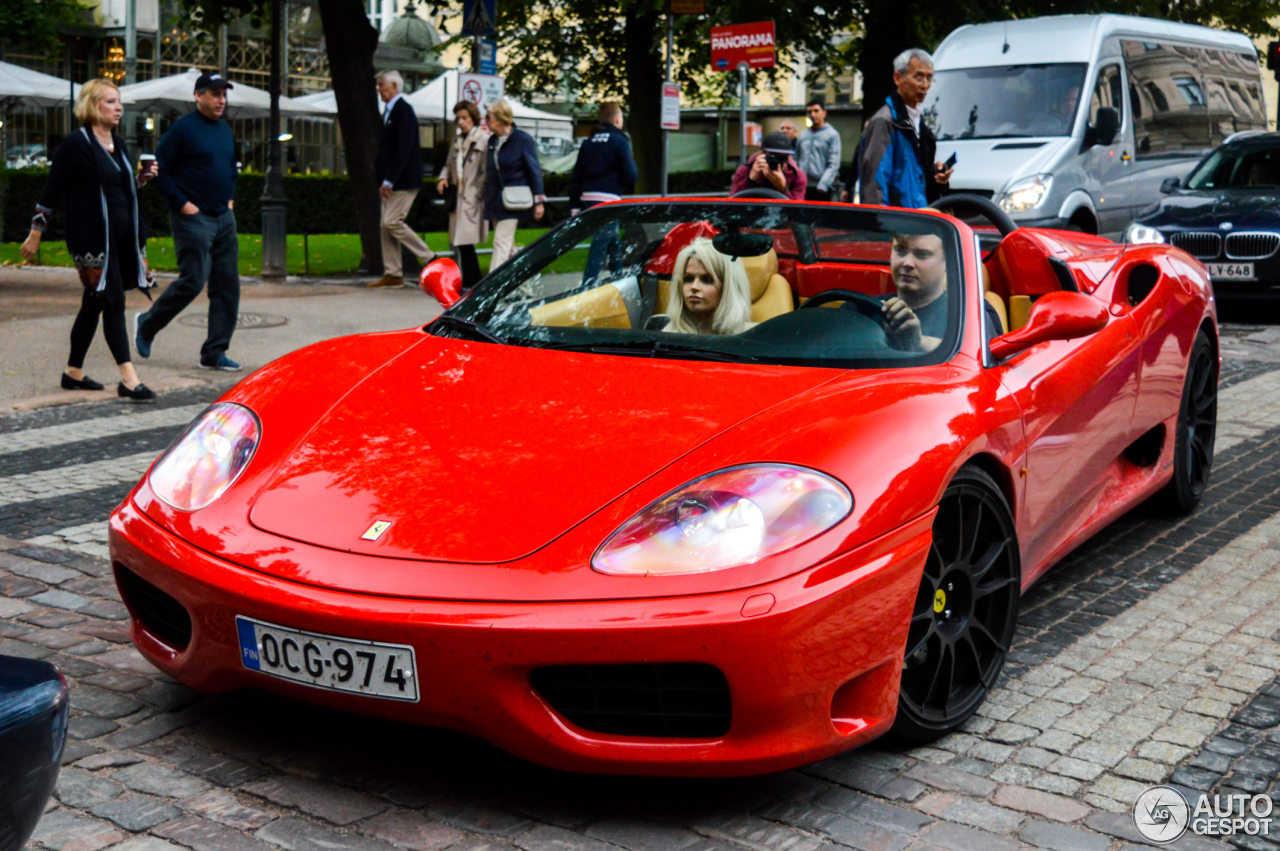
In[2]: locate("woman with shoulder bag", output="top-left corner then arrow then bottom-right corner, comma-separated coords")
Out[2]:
437,99 -> 489,291
20,78 -> 158,401
483,99 -> 544,270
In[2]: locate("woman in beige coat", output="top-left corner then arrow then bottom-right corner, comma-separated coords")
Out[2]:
437,100 -> 489,291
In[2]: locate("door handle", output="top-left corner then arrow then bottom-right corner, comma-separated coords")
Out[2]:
1121,152 -> 1132,162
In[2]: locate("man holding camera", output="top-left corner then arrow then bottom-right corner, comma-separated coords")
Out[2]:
731,131 -> 807,199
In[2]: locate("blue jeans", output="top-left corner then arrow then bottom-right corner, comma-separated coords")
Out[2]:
582,221 -> 621,283
139,209 -> 240,362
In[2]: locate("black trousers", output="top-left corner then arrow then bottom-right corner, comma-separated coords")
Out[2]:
139,209 -> 240,362
69,280 -> 129,369
456,243 -> 482,291
804,186 -> 832,202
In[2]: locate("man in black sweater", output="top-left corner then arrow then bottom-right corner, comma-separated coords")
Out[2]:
135,71 -> 242,371
369,70 -> 435,288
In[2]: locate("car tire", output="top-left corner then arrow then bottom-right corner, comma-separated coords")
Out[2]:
891,465 -> 1021,743
1153,330 -> 1217,515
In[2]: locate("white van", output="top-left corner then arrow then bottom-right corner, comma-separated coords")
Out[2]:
926,14 -> 1267,238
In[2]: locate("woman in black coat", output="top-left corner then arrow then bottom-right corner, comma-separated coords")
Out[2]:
20,79 -> 157,401
483,99 -> 544,270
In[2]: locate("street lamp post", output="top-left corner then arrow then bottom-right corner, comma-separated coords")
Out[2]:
261,0 -> 289,281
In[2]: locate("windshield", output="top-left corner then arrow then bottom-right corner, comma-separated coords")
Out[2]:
924,64 -> 1088,140
438,202 -> 966,370
1186,143 -> 1280,189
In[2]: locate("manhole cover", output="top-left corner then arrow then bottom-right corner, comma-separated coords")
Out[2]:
178,312 -> 288,329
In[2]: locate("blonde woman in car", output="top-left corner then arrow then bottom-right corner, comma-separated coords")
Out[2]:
664,237 -> 756,336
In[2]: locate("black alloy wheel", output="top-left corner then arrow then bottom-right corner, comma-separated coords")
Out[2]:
892,466 -> 1020,742
1155,330 -> 1217,515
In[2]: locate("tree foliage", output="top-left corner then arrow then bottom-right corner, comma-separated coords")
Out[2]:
0,0 -> 83,54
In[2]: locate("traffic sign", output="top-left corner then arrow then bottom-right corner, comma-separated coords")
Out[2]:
670,0 -> 704,13
462,0 -> 496,36
478,38 -> 497,75
710,21 -> 775,71
459,72 -> 504,127
661,82 -> 681,130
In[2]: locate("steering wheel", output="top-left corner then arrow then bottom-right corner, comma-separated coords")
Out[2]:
799,288 -> 886,324
929,193 -> 1019,237
730,187 -> 790,200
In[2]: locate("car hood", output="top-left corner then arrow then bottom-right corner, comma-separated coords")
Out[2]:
1140,190 -> 1280,229
933,137 -> 1071,194
248,337 -> 838,564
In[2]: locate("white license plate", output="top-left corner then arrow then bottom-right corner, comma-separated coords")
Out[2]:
236,616 -> 418,702
1207,262 -> 1255,280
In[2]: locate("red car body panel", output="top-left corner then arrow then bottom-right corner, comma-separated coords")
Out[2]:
109,200 -> 1217,775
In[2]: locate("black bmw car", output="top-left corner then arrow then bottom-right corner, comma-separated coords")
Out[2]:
1125,132 -> 1280,300
0,656 -> 68,851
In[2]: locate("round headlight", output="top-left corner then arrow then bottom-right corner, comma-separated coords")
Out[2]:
149,403 -> 261,511
592,464 -> 852,577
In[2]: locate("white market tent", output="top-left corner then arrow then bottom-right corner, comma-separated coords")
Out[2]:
118,68 -> 332,119
291,90 -> 338,115
0,61 -> 79,107
402,70 -> 573,142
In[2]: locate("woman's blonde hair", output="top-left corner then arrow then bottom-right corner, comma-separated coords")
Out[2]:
487,98 -> 514,127
74,79 -> 121,127
665,237 -> 754,335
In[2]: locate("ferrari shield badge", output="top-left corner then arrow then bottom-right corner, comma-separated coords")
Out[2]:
361,520 -> 393,541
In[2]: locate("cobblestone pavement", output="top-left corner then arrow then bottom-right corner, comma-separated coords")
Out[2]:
5,339 -> 1280,851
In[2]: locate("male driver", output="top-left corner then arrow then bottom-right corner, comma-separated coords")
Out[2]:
796,98 -> 841,201
569,101 -> 637,282
136,71 -> 241,371
730,131 -> 807,200
369,70 -> 435,288
870,232 -> 1001,352
858,48 -> 954,208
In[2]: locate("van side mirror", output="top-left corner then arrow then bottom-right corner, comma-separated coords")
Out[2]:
1094,107 -> 1120,147
1160,177 -> 1180,194
988,291 -> 1109,360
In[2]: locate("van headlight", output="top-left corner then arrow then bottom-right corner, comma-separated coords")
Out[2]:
999,175 -> 1053,212
1123,222 -> 1166,244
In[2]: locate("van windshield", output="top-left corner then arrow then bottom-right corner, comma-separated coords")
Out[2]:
924,64 -> 1088,140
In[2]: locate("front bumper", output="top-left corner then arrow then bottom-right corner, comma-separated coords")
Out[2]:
108,499 -> 930,776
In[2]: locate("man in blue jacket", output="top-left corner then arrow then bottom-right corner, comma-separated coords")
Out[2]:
135,71 -> 241,372
369,70 -> 435,288
857,49 -> 953,208
569,102 -> 637,283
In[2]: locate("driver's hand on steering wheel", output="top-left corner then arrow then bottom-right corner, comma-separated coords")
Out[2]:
882,296 -> 924,351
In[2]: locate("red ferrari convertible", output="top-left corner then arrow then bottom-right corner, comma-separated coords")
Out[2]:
108,196 -> 1217,776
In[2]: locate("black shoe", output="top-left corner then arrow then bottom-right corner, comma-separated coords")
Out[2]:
118,382 -> 156,402
62,373 -> 104,391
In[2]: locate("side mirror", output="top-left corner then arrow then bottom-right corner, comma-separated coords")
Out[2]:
989,291 -> 1109,360
1160,177 -> 1180,194
1094,107 -> 1120,147
420,257 -> 463,307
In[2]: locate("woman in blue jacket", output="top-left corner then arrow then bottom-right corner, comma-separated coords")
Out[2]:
484,99 -> 544,269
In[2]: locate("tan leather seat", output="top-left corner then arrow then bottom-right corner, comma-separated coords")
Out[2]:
981,262 -> 1008,335
656,248 -> 794,323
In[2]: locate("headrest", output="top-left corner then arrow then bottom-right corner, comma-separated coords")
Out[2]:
741,250 -> 779,302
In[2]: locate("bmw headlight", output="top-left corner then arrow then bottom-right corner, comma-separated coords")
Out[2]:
999,175 -> 1053,213
1123,222 -> 1166,245
592,464 -> 852,577
149,403 -> 260,511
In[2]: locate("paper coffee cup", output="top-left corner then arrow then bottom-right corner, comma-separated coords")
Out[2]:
139,154 -> 156,175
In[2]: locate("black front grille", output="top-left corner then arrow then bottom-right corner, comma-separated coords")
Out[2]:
114,564 -> 192,650
1225,231 -> 1280,260
531,663 -> 731,738
1170,231 -> 1222,260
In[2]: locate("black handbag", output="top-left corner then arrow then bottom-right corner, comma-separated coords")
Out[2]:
442,183 -> 458,214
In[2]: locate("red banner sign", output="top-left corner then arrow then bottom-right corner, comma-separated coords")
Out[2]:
710,21 -> 775,71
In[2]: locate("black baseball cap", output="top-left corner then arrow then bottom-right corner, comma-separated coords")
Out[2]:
762,131 -> 793,154
194,72 -> 234,93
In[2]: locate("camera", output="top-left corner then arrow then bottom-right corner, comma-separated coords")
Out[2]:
764,151 -> 787,170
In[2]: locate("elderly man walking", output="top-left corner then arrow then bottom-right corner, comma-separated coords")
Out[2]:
135,71 -> 242,372
796,99 -> 841,201
369,70 -> 435,288
858,48 -> 954,208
